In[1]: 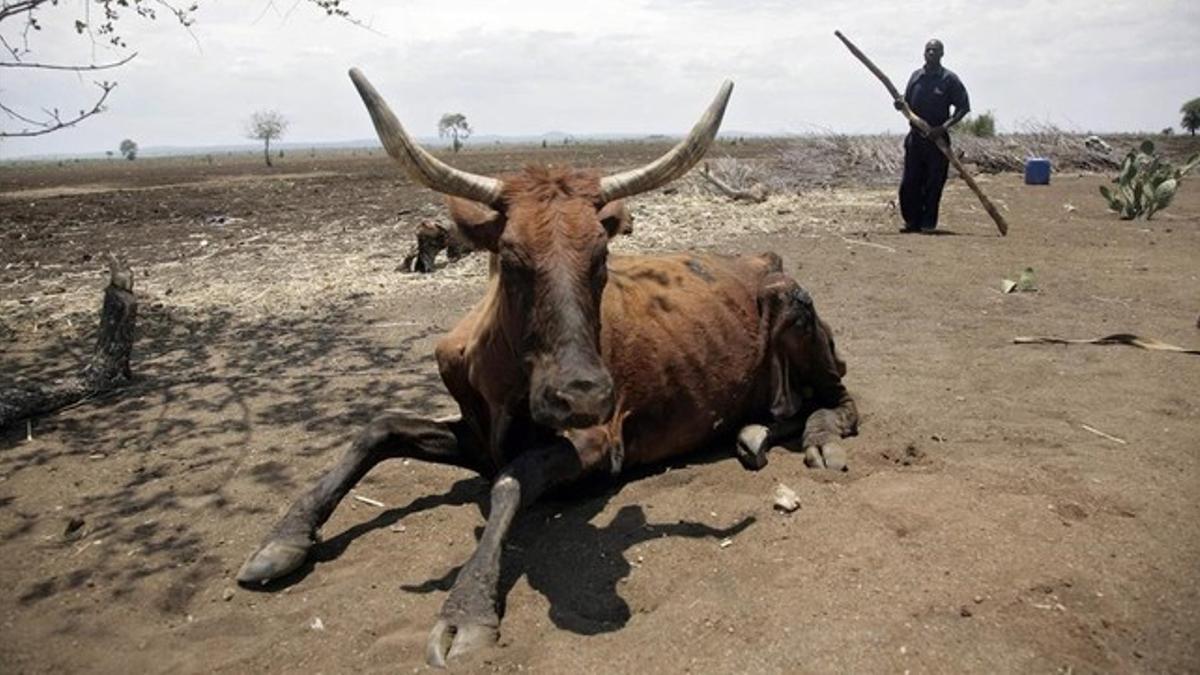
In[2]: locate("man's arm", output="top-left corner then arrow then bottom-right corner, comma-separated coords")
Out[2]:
929,74 -> 970,139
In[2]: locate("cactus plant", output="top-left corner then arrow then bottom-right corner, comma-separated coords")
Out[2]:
1099,140 -> 1199,219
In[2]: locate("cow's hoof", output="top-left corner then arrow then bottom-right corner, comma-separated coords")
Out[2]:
236,537 -> 310,585
736,424 -> 770,470
804,444 -> 848,472
426,618 -> 499,668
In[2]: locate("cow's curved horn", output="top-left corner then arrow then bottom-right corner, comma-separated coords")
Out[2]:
598,80 -> 733,203
349,68 -> 504,207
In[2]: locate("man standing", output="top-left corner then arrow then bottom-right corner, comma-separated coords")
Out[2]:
897,39 -> 970,233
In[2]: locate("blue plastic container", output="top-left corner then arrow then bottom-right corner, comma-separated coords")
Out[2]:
1024,157 -> 1051,185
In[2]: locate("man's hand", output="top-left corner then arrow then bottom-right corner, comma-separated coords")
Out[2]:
892,99 -> 905,111
925,124 -> 948,141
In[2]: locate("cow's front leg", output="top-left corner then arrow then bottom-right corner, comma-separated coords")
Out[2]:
238,413 -> 483,585
426,437 -> 593,667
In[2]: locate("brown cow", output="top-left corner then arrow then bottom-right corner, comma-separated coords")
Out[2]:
238,70 -> 858,666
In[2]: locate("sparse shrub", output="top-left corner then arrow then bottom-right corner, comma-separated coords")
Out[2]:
119,138 -> 138,160
961,111 -> 996,138
1181,97 -> 1200,136
1161,127 -> 1174,136
1099,140 -> 1199,219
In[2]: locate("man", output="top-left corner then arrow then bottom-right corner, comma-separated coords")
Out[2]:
897,39 -> 970,233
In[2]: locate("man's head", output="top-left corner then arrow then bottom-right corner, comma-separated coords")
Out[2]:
924,39 -> 944,69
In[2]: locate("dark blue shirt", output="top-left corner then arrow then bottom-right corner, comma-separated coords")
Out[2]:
904,66 -> 969,126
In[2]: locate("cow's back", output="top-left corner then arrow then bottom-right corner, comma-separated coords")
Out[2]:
600,252 -> 777,465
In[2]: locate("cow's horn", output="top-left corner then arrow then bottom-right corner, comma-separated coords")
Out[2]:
598,80 -> 733,203
349,68 -> 504,207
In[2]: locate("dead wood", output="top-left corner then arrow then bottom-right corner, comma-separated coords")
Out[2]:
1013,333 -> 1200,355
700,162 -> 768,203
0,258 -> 137,429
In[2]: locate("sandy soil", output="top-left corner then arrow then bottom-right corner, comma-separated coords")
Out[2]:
1,141 -> 1198,674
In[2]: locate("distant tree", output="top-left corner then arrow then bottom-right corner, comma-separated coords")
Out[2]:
246,110 -> 288,167
1181,98 -> 1200,136
105,150 -> 114,159
119,138 -> 138,160
1,1 -> 359,138
438,113 -> 471,153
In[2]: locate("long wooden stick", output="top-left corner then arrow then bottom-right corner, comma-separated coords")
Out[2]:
834,30 -> 1009,236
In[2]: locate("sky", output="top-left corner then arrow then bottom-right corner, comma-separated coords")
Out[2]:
2,0 -> 1198,158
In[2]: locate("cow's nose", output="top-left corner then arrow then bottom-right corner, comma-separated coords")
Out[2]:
539,374 -> 614,429
557,376 -> 611,406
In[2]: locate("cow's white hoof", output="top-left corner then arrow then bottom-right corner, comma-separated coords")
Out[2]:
427,618 -> 499,668
236,538 -> 310,585
736,424 -> 771,470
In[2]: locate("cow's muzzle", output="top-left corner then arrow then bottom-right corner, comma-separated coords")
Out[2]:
531,369 -> 615,430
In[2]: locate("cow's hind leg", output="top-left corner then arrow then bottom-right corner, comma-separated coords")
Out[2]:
796,400 -> 857,471
426,433 -> 606,666
237,413 -> 482,585
737,274 -> 858,471
736,397 -> 857,471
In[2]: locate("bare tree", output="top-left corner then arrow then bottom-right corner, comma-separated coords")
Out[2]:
438,112 -> 471,153
0,1 -> 359,138
246,109 -> 287,167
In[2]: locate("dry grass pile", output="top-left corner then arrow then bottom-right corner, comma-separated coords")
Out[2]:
770,124 -> 1121,189
956,122 -> 1120,173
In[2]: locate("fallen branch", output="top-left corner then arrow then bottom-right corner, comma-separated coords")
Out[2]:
1080,424 -> 1127,445
700,162 -> 768,203
1013,333 -> 1200,355
834,30 -> 1009,236
0,257 -> 138,429
839,236 -> 896,253
352,494 -> 386,508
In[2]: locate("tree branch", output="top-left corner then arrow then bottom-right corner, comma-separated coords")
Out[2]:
0,51 -> 137,70
0,80 -> 116,138
0,1 -> 50,24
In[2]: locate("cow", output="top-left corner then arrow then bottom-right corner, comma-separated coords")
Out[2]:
238,69 -> 858,667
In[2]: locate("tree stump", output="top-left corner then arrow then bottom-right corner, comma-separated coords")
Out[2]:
0,259 -> 137,429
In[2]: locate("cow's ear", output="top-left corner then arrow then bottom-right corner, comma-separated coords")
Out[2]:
598,199 -> 633,238
446,196 -> 506,251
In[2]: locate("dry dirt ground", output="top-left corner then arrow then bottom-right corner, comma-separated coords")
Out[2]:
1,141 -> 1198,674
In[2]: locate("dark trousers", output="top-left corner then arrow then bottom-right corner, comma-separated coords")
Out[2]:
899,131 -> 949,230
